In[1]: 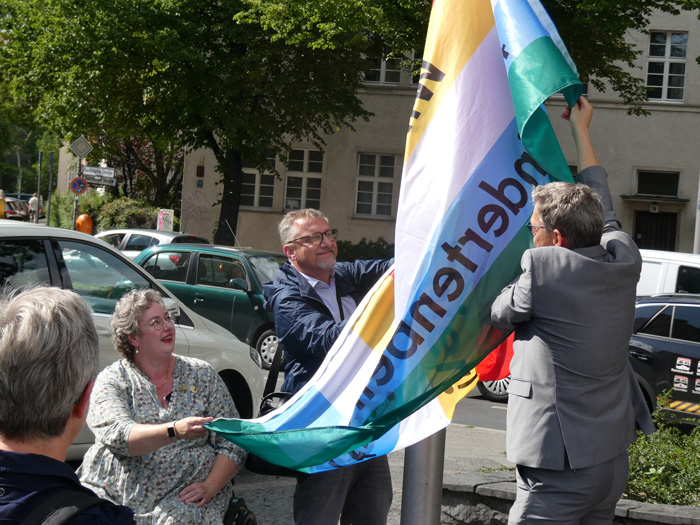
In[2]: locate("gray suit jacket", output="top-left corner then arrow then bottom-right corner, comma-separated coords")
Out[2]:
491,165 -> 654,471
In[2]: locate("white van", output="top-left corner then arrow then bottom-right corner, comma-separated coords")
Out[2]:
638,249 -> 700,296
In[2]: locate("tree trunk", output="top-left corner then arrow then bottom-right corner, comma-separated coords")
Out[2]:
214,149 -> 243,246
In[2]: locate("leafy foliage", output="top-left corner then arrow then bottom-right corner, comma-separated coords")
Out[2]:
96,198 -> 161,231
0,0 -> 424,242
336,237 -> 395,262
47,190 -> 180,232
2,0 -> 700,232
544,0 -> 700,115
625,392 -> 700,506
47,191 -> 77,229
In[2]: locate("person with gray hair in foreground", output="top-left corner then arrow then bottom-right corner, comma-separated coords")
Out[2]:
0,287 -> 135,524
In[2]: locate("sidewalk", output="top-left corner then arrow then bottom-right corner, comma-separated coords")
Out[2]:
234,425 -> 512,524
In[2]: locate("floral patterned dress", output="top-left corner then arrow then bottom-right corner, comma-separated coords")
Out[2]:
78,355 -> 247,524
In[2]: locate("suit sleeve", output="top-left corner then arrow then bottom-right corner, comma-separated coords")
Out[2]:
491,251 -> 534,332
576,165 -> 620,233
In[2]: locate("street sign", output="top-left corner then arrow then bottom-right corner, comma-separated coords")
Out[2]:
70,177 -> 88,195
69,136 -> 93,159
83,166 -> 117,186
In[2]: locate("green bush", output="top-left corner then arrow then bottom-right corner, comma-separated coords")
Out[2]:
336,237 -> 394,262
96,198 -> 158,231
47,189 -> 111,230
47,191 -> 77,229
47,191 -> 180,232
96,197 -> 180,232
625,395 -> 700,506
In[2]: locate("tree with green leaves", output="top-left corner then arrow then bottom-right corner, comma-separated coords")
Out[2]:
1,0 -> 699,241
0,0 -> 429,243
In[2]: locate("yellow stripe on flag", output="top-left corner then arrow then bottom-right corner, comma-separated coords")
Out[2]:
405,0 -> 496,160
437,370 -> 480,419
351,272 -> 396,354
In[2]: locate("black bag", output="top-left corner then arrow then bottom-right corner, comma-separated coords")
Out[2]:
244,343 -> 300,478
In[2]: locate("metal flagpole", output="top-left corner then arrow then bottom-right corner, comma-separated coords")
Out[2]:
693,169 -> 700,254
400,428 -> 446,524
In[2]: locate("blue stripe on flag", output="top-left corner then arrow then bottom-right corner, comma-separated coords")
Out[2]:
349,118 -> 551,423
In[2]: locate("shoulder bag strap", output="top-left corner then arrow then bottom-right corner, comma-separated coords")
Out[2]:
20,488 -> 108,525
263,342 -> 285,397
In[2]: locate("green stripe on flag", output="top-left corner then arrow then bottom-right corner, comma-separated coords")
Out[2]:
363,228 -> 533,427
508,36 -> 581,182
206,419 -> 376,470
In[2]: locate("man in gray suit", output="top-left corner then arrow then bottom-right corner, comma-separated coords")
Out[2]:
491,97 -> 655,524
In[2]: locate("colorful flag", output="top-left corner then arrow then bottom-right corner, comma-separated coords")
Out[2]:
206,0 -> 581,473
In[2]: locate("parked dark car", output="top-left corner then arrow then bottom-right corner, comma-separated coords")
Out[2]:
629,294 -> 700,423
135,244 -> 287,368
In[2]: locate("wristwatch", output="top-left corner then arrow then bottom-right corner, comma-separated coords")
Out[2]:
167,424 -> 177,439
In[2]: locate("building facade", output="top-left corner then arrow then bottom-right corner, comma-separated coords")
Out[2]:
58,11 -> 700,254
180,61 -> 419,253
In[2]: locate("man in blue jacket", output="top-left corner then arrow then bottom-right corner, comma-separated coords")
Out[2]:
264,208 -> 393,525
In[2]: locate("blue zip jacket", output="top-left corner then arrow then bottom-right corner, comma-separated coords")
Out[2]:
263,259 -> 393,394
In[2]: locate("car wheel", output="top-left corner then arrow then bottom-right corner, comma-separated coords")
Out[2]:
476,375 -> 510,403
256,329 -> 279,370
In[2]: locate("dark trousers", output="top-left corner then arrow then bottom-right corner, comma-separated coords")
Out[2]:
293,456 -> 392,525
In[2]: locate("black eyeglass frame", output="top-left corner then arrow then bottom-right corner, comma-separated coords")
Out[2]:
286,229 -> 339,246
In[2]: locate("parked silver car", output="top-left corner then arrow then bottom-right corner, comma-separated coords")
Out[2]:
0,221 -> 263,460
95,228 -> 209,259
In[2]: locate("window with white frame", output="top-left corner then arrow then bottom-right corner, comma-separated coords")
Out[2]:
284,149 -> 323,210
647,31 -> 687,101
364,57 -> 401,84
355,153 -> 398,217
241,150 -> 276,208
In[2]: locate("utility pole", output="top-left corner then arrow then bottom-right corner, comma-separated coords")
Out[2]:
47,153 -> 54,226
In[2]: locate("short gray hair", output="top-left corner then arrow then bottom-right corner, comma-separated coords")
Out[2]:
0,287 -> 98,441
532,182 -> 604,249
278,208 -> 329,245
111,288 -> 164,361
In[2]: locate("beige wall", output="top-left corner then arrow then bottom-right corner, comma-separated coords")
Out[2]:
547,9 -> 700,252
181,77 -> 418,252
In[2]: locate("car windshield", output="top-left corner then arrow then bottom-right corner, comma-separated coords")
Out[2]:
248,254 -> 287,283
58,240 -> 151,314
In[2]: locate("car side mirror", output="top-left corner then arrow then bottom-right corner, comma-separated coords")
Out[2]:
162,295 -> 182,320
229,278 -> 248,291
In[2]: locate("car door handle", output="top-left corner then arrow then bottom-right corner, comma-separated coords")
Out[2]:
629,350 -> 652,362
194,294 -> 205,303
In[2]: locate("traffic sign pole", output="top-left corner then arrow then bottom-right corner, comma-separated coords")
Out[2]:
68,136 -> 93,231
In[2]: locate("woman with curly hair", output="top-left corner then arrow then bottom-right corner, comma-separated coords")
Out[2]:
79,288 -> 246,524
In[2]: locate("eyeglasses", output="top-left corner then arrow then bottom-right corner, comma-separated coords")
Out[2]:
526,222 -> 546,236
142,313 -> 174,331
287,229 -> 339,246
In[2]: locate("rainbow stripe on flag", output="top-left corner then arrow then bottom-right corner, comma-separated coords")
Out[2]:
207,0 -> 582,473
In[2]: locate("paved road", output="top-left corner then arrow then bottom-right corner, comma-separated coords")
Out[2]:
234,391 -> 512,524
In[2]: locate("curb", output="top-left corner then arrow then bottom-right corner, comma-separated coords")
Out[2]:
442,472 -> 700,524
